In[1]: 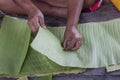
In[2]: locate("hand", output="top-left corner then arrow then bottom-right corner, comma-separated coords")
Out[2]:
28,9 -> 46,32
63,27 -> 83,51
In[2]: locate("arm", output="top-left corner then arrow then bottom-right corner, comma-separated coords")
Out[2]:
13,0 -> 38,14
63,0 -> 84,50
13,0 -> 46,32
67,0 -> 83,28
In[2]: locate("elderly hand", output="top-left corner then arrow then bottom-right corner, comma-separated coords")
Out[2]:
63,27 -> 83,51
28,9 -> 46,32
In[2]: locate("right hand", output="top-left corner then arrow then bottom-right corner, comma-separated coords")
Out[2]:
63,27 -> 83,51
28,9 -> 46,32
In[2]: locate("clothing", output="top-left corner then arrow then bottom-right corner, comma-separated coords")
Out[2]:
84,0 -> 103,12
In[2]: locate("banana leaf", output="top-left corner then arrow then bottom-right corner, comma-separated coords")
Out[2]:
17,75 -> 52,80
2,15 -> 120,77
18,76 -> 28,80
31,18 -> 120,68
34,75 -> 52,80
18,75 -> 52,80
0,15 -> 85,77
19,47 -> 85,77
0,16 -> 31,75
106,65 -> 120,72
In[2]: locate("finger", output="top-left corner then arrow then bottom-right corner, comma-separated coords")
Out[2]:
65,39 -> 76,50
39,17 -> 46,29
31,22 -> 37,32
71,40 -> 82,51
33,21 -> 41,30
63,39 -> 68,50
28,22 -> 36,32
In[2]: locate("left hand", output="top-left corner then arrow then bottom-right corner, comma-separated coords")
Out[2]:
63,27 -> 83,51
28,9 -> 46,32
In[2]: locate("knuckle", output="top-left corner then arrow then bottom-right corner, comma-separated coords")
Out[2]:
40,15 -> 44,19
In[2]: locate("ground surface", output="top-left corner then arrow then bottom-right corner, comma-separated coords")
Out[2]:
0,1 -> 120,80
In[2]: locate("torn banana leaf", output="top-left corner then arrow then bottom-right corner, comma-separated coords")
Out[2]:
18,76 -> 28,80
18,76 -> 52,80
0,15 -> 85,77
0,16 -> 31,75
31,18 -> 120,68
19,47 -> 85,77
34,75 -> 52,80
106,65 -> 120,72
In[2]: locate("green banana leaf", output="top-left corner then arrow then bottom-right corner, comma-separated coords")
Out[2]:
106,65 -> 120,72
18,76 -> 28,80
34,75 -> 52,80
19,47 -> 85,77
31,18 -> 120,68
0,16 -> 31,75
2,15 -> 120,77
17,75 -> 52,80
18,75 -> 52,80
0,15 -> 85,77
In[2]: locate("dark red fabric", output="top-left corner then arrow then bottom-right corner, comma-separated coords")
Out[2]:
84,0 -> 103,12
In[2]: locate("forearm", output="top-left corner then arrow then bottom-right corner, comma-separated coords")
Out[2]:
67,0 -> 84,29
13,0 -> 39,14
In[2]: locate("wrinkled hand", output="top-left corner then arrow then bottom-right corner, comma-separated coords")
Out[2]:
63,27 -> 83,51
28,9 -> 46,32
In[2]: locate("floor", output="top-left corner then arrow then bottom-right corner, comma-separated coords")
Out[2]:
0,1 -> 120,80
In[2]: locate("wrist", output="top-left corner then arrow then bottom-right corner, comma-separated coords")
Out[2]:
66,26 -> 77,30
28,7 -> 39,13
66,21 -> 78,29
